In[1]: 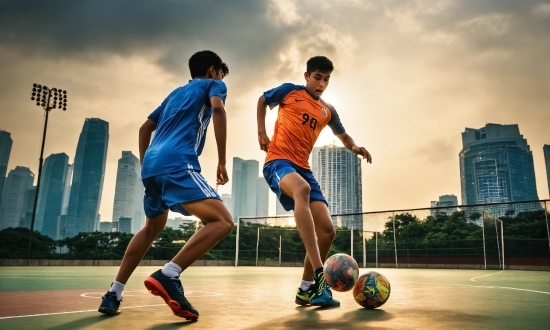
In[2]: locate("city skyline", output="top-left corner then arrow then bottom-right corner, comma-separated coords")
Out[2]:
1,1 -> 549,223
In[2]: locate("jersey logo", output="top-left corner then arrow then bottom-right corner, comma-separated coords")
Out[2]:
321,107 -> 328,118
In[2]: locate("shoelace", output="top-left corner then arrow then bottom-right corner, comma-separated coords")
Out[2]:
172,277 -> 184,295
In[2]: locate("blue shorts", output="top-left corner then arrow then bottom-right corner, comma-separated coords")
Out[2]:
143,170 -> 221,218
262,159 -> 327,211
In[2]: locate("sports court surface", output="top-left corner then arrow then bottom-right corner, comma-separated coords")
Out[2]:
0,266 -> 549,329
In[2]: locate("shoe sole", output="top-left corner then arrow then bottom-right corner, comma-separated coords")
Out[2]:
295,300 -> 310,306
98,307 -> 120,315
144,277 -> 199,320
310,297 -> 341,307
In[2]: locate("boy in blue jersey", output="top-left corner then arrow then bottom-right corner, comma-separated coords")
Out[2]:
98,50 -> 234,320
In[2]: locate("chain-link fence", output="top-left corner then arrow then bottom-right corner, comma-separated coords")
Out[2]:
232,200 -> 549,269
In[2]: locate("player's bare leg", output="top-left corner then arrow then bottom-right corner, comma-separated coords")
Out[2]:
143,199 -> 233,319
99,211 -> 168,315
171,199 -> 234,269
301,201 -> 336,281
279,172 -> 323,269
115,211 -> 168,284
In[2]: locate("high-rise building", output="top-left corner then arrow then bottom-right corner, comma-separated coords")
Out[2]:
275,200 -> 292,215
0,166 -> 34,229
117,217 -> 132,234
35,153 -> 69,239
20,187 -> 36,229
0,130 -> 13,204
544,145 -> 550,198
112,151 -> 144,234
64,118 -> 109,237
430,194 -> 458,216
221,193 -> 232,216
99,221 -> 113,233
312,144 -> 362,228
231,158 -> 259,221
459,124 -> 538,205
256,177 -> 269,217
60,164 -> 73,216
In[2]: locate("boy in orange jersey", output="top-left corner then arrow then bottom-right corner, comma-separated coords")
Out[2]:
257,56 -> 372,307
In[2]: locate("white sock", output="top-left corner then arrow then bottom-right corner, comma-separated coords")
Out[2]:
161,261 -> 183,278
109,281 -> 125,301
300,280 -> 315,291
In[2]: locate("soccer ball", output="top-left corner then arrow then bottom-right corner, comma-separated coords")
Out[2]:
323,253 -> 359,292
353,271 -> 391,309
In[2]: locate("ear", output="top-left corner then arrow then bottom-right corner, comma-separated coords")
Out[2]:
206,66 -> 216,78
304,72 -> 309,81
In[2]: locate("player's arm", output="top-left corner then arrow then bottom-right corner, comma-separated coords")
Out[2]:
336,132 -> 372,163
211,96 -> 229,185
138,119 -> 156,165
257,95 -> 271,152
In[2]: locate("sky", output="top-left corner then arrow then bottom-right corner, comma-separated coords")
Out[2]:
1,0 -> 549,223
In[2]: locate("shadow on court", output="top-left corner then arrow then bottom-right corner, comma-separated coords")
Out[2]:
146,320 -> 198,330
44,315 -> 110,330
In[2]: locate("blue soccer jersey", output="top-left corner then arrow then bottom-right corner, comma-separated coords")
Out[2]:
141,79 -> 227,179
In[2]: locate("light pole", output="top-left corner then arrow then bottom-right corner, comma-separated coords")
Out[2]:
26,83 -> 67,266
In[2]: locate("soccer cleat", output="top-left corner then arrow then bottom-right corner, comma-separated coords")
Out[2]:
144,269 -> 199,320
98,291 -> 122,315
295,285 -> 315,306
310,271 -> 341,307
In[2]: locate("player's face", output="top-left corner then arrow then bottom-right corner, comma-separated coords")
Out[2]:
304,70 -> 331,97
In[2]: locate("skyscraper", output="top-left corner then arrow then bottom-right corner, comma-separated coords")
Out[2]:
459,124 -> 538,205
112,151 -> 144,234
36,153 -> 69,239
312,144 -> 362,228
430,194 -> 458,216
64,118 -> 109,237
231,158 -> 259,221
221,193 -> 232,216
19,187 -> 36,229
0,130 -> 13,204
544,145 -> 550,198
256,177 -> 269,217
275,200 -> 292,215
0,166 -> 34,229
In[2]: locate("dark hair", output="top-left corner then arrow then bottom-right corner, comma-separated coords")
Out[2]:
188,50 -> 229,79
306,56 -> 334,74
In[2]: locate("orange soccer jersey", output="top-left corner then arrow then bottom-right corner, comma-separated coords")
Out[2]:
263,83 -> 345,169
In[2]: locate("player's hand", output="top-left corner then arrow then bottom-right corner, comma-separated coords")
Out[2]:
258,132 -> 271,152
216,163 -> 229,185
352,146 -> 372,163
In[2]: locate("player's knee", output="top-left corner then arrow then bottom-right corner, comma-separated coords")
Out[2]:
293,183 -> 311,201
220,216 -> 234,235
320,227 -> 336,242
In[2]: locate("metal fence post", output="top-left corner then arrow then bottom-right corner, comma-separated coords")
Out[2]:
279,235 -> 281,267
256,227 -> 260,267
393,212 -> 398,268
375,232 -> 378,268
235,218 -> 240,267
362,231 -> 366,268
350,226 -> 354,259
482,212 -> 486,270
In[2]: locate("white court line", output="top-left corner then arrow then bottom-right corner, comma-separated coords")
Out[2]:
471,271 -> 502,282
442,283 -> 550,295
80,290 -> 223,298
0,304 -> 165,320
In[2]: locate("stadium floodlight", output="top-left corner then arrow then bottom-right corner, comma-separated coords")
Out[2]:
27,83 -> 68,266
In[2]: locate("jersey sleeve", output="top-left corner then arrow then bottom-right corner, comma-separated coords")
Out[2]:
263,83 -> 301,109
147,100 -> 165,123
207,80 -> 227,103
326,103 -> 346,135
